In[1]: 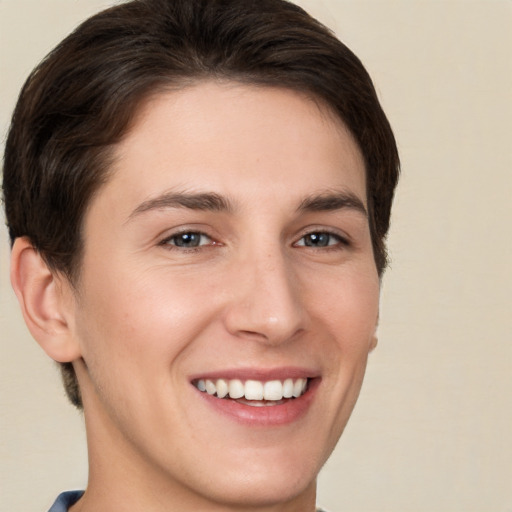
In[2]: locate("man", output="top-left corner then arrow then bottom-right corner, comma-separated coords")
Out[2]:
3,0 -> 399,510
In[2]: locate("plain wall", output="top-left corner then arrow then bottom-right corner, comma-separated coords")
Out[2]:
1,1 -> 511,511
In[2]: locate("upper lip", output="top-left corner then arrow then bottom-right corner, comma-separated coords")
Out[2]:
189,366 -> 319,383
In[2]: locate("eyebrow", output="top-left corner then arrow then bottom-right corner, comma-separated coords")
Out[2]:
297,191 -> 368,217
128,191 -> 233,220
127,189 -> 367,221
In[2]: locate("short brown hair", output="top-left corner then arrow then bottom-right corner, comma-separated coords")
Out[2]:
2,0 -> 400,408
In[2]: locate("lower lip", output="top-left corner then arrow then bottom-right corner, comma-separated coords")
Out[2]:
194,379 -> 320,426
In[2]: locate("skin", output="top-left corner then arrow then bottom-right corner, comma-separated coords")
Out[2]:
12,81 -> 380,512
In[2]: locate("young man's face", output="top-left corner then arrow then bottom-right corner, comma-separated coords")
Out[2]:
68,82 -> 379,509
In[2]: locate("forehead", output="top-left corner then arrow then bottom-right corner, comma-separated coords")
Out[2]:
89,81 -> 367,220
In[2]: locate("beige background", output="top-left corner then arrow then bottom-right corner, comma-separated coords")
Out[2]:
1,1 -> 511,511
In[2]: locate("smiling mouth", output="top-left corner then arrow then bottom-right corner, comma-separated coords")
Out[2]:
193,378 -> 309,406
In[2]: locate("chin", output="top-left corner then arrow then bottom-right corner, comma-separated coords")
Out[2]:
180,441 -> 324,509
196,467 -> 317,509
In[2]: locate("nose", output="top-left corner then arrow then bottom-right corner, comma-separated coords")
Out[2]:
223,248 -> 306,346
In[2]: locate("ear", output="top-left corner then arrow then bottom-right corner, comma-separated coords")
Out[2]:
10,237 -> 81,363
368,312 -> 379,353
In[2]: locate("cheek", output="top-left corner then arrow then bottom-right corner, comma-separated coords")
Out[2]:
300,267 -> 379,460
307,264 -> 379,417
74,267 -> 200,380
309,266 -> 380,349
72,269 -> 215,442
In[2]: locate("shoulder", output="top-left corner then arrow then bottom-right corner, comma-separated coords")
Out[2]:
48,491 -> 84,512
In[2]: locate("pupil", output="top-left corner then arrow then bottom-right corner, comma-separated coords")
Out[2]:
175,232 -> 200,247
306,233 -> 329,247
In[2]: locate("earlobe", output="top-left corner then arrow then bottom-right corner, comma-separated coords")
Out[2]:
10,237 -> 81,363
369,313 -> 379,353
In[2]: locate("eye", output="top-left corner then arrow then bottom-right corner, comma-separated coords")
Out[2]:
161,231 -> 213,249
295,231 -> 347,248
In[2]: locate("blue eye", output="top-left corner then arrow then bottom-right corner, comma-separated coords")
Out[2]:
296,232 -> 345,248
164,232 -> 211,248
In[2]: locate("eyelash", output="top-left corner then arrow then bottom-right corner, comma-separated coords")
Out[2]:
294,231 -> 350,250
159,229 -> 350,252
159,230 -> 215,251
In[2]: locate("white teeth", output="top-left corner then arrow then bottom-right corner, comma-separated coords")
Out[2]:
205,380 -> 216,395
245,400 -> 269,407
245,380 -> 263,400
263,380 -> 283,401
195,377 -> 309,401
216,379 -> 229,398
292,379 -> 304,398
283,378 -> 294,398
228,379 -> 244,399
